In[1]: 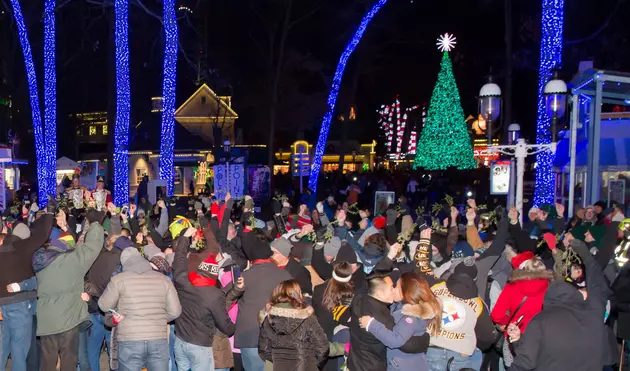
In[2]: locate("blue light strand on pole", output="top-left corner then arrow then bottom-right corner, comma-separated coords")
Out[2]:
159,0 -> 178,197
8,0 -> 48,205
44,0 -> 57,198
533,0 -> 564,206
114,0 -> 130,205
307,0 -> 388,192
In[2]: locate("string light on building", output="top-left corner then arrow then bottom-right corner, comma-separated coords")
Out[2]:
534,0 -> 564,206
113,0 -> 130,205
44,0 -> 56,198
159,0 -> 179,197
8,0 -> 48,204
308,0 -> 388,192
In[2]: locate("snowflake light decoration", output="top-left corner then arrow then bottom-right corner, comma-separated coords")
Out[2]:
436,33 -> 456,52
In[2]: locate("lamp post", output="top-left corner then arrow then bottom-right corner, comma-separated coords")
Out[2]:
479,76 -> 502,146
484,75 -> 566,225
506,123 -> 520,206
544,70 -> 568,143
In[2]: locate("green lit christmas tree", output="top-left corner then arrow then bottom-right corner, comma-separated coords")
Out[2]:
413,34 -> 476,170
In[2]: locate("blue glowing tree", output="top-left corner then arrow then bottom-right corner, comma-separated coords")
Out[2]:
534,0 -> 564,206
159,0 -> 179,198
8,0 -> 49,204
113,0 -> 130,205
307,0 -> 388,192
44,0 -> 57,199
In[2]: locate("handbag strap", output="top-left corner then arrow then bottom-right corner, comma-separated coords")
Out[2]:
507,296 -> 528,323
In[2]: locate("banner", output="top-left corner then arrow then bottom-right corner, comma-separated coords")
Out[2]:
214,164 -> 246,200
248,166 -> 271,200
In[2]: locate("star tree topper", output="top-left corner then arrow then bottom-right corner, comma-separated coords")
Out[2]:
436,33 -> 457,52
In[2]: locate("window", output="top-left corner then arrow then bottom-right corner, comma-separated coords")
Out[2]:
136,169 -> 146,185
102,125 -> 108,135
89,126 -> 96,135
201,96 -> 207,105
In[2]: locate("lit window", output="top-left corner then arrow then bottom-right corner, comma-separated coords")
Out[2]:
89,126 -> 96,135
102,125 -> 108,135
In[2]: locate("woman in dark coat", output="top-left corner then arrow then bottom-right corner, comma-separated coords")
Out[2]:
259,279 -> 329,371
313,261 -> 355,371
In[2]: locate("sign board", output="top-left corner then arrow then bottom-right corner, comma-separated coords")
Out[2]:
608,179 -> 625,207
291,153 -> 310,177
374,191 -> 395,217
490,160 -> 511,195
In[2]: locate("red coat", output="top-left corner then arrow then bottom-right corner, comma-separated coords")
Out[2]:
491,269 -> 553,334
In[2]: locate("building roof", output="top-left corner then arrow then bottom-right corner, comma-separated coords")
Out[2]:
129,121 -> 212,152
175,83 -> 238,120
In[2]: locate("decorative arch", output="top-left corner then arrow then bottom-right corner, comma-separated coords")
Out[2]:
307,0 -> 388,191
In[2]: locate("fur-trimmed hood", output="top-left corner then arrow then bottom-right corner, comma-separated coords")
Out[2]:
508,269 -> 554,283
259,304 -> 315,335
400,302 -> 440,320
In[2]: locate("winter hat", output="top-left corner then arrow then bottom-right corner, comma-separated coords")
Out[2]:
539,204 -> 557,219
13,223 -> 31,240
241,232 -> 273,261
143,244 -> 163,261
188,254 -> 220,287
336,242 -> 358,264
169,216 -> 192,239
324,237 -> 342,258
150,256 -> 172,276
244,195 -> 254,210
194,201 -> 203,211
254,218 -> 266,229
373,216 -> 387,230
446,271 -> 478,299
114,236 -> 134,251
453,256 -> 478,280
594,201 -> 607,211
49,227 -> 62,241
271,238 -> 293,258
58,232 -> 76,248
201,197 -> 212,209
511,251 -> 535,270
451,240 -> 474,259
120,247 -> 142,266
528,207 -> 540,216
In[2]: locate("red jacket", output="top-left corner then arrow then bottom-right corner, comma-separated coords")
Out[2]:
491,269 -> 553,334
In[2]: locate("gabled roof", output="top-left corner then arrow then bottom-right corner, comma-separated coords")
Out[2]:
175,83 -> 238,119
129,121 -> 212,152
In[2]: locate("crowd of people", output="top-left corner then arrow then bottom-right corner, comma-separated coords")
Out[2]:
0,171 -> 629,371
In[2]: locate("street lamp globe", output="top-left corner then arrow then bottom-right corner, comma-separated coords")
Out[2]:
223,140 -> 232,153
508,123 -> 521,145
544,71 -> 568,142
479,76 -> 502,145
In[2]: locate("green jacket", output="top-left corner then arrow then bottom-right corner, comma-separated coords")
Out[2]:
36,222 -> 105,336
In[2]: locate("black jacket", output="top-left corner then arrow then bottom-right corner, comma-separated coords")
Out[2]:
84,247 -> 122,313
313,281 -> 353,371
510,239 -> 611,371
0,214 -> 54,306
284,258 -> 312,296
259,304 -> 329,371
348,294 -> 430,371
172,234 -> 239,347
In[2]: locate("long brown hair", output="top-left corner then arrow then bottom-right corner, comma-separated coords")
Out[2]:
322,261 -> 355,312
400,272 -> 442,335
268,279 -> 308,310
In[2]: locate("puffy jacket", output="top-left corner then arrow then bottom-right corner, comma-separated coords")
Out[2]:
172,234 -> 239,347
491,268 -> 552,334
258,304 -> 329,371
36,222 -> 104,336
98,249 -> 181,341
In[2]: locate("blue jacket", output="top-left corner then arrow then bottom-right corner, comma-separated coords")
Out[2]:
367,302 -> 437,371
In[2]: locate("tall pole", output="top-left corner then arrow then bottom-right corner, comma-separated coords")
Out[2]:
515,140 -> 526,226
568,94 -> 578,217
503,0 -> 513,143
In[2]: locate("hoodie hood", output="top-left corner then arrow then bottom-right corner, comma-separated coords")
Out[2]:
264,304 -> 314,335
544,281 -> 589,310
508,271 -> 552,296
121,249 -> 153,274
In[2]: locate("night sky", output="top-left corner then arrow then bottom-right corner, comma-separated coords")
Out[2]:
1,0 -> 629,174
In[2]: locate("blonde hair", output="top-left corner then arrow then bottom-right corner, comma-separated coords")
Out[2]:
522,256 -> 546,272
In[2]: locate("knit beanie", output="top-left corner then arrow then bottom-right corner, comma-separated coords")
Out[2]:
453,256 -> 478,280
150,256 -> 172,276
271,237 -> 292,258
13,223 -> 30,240
511,251 -> 535,270
336,243 -> 357,264
241,232 -> 273,261
373,216 -> 387,230
188,254 -> 219,287
324,237 -> 342,258
451,240 -> 474,259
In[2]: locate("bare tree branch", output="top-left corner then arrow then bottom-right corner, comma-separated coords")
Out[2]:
288,4 -> 322,30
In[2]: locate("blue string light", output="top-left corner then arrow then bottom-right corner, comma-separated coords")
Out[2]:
308,0 -> 388,192
114,0 -> 130,205
159,0 -> 178,197
8,0 -> 48,205
534,0 -> 564,206
44,0 -> 56,199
